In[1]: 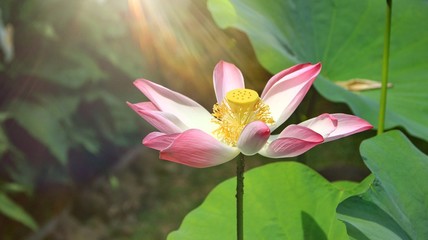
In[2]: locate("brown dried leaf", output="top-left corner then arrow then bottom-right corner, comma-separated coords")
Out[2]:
335,78 -> 393,92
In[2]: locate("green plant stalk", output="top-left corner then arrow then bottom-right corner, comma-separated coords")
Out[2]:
236,153 -> 245,240
377,0 -> 392,135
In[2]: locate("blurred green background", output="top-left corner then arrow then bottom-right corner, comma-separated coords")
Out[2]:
0,0 -> 425,239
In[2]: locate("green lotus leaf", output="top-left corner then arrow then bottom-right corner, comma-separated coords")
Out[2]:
337,131 -> 428,239
168,161 -> 369,240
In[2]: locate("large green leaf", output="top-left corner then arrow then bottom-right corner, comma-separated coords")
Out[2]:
208,0 -> 428,141
168,161 -> 370,240
337,131 -> 428,239
0,192 -> 38,230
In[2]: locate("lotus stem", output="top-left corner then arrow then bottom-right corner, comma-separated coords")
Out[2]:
236,153 -> 245,240
377,0 -> 392,135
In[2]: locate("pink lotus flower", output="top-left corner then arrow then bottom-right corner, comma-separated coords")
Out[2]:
128,61 -> 372,168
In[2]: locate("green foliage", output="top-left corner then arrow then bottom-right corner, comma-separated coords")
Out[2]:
168,161 -> 371,240
0,0 -> 147,229
0,122 -> 9,157
337,130 -> 428,239
0,192 -> 37,230
9,97 -> 80,164
208,0 -> 428,141
1,0 -> 145,165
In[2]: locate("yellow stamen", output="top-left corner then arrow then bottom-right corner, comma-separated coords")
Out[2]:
212,89 -> 274,146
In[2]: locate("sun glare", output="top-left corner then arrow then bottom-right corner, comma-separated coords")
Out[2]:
127,0 -> 270,106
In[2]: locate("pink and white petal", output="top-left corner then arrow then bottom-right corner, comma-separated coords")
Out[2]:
259,125 -> 324,158
237,121 -> 270,156
261,63 -> 313,97
323,114 -> 373,142
278,124 -> 324,141
298,113 -> 338,138
143,132 -> 179,151
133,79 -> 215,134
160,129 -> 240,168
127,102 -> 187,134
261,63 -> 321,131
213,61 -> 245,103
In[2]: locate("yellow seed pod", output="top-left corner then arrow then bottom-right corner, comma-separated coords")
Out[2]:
225,89 -> 259,111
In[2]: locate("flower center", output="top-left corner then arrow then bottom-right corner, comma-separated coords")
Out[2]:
226,89 -> 259,112
212,89 -> 274,146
